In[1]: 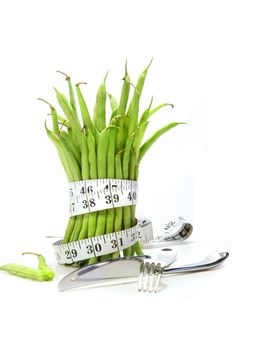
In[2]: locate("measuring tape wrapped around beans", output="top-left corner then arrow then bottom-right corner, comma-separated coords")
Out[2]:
39,60 -> 185,265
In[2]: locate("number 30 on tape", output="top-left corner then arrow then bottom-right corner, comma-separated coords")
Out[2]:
69,179 -> 138,217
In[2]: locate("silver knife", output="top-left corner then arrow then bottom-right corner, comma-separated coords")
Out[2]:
58,251 -> 229,291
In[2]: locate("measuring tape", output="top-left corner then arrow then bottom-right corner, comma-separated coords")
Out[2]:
53,216 -> 192,265
52,178 -> 192,264
69,179 -> 138,217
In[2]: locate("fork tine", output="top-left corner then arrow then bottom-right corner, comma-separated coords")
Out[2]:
153,263 -> 164,293
142,262 -> 151,292
138,262 -> 145,292
148,262 -> 156,293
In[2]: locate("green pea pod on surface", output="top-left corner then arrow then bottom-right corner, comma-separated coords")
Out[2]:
0,252 -> 55,281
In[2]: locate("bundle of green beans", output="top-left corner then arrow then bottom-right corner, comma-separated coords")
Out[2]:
40,60 -> 185,264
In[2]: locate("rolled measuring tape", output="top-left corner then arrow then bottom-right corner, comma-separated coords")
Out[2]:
53,179 -> 193,265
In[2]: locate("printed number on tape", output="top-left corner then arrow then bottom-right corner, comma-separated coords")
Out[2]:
69,179 -> 138,217
53,224 -> 139,264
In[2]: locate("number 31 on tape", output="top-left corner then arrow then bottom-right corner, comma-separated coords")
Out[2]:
69,179 -> 138,217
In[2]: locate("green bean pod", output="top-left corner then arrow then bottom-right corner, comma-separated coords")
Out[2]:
139,122 -> 186,163
95,128 -> 109,236
116,62 -> 131,151
126,58 -> 153,138
60,131 -> 81,165
0,253 -> 55,281
54,88 -> 82,138
56,71 -> 77,113
78,136 -> 90,240
108,93 -> 118,112
106,126 -> 116,234
93,72 -> 108,132
148,102 -> 174,118
87,130 -> 98,239
75,83 -> 96,137
139,97 -> 153,125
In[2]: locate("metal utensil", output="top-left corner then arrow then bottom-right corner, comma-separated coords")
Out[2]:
58,251 -> 229,291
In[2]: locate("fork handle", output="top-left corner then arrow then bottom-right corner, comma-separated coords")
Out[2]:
163,252 -> 229,275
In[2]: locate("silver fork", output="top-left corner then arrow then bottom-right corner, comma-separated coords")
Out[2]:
138,249 -> 177,293
138,261 -> 165,293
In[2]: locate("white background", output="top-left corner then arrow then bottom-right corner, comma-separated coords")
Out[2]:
0,1 -> 260,349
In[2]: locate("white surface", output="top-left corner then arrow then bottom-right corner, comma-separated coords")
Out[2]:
0,0 -> 260,349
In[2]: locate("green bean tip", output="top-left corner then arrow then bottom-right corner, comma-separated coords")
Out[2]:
22,252 -> 41,257
56,70 -> 70,80
145,57 -> 154,71
103,70 -> 109,83
75,82 -> 87,87
38,98 -> 54,109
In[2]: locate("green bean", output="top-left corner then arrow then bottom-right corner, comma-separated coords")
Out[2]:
57,115 -> 71,128
44,123 -> 80,244
0,252 -> 55,281
148,103 -> 174,118
87,130 -> 98,239
93,72 -> 108,132
75,83 -> 96,137
106,126 -> 116,233
38,98 -> 59,135
54,88 -> 82,137
122,137 -> 133,256
84,131 -> 98,265
97,128 -> 109,178
71,215 -> 84,242
129,149 -> 137,255
80,135 -> 90,179
116,62 -> 130,151
139,97 -> 153,125
139,122 -> 186,163
45,122 -> 73,181
63,217 -> 77,243
126,58 -> 153,137
60,138 -> 82,180
57,71 -> 77,113
129,149 -> 137,257
109,152 -> 123,259
95,128 -> 109,236
133,121 -> 149,158
108,93 -> 118,112
58,136 -> 82,242
122,136 -> 134,179
60,131 -> 81,165
78,136 -> 90,240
